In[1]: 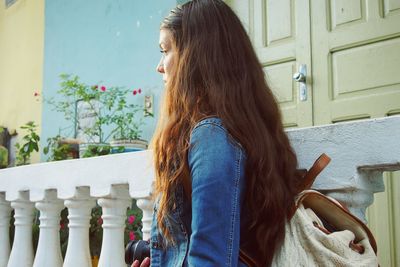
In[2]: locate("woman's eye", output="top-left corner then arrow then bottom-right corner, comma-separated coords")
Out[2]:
160,50 -> 167,54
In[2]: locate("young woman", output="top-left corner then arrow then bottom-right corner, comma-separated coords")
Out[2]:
133,0 -> 302,266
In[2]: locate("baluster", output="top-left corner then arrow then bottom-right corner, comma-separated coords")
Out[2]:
97,185 -> 131,267
33,190 -> 64,267
7,191 -> 35,267
0,193 -> 12,267
136,197 -> 153,240
63,187 -> 95,267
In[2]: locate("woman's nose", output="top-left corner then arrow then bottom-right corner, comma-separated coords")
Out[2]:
157,59 -> 164,73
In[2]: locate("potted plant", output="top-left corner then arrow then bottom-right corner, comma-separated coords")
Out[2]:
108,88 -> 150,153
47,74 -> 111,157
43,135 -> 80,161
48,74 -> 148,158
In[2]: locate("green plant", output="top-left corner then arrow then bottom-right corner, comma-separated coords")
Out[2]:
59,208 -> 69,259
89,206 -> 103,257
15,121 -> 40,166
124,200 -> 143,244
81,144 -> 111,158
110,103 -> 145,141
0,145 -> 8,168
47,74 -> 146,144
43,135 -> 78,161
0,127 -> 9,168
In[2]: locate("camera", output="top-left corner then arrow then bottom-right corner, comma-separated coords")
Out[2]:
125,240 -> 150,265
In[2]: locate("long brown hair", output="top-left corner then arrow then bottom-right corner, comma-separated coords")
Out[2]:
152,0 -> 301,265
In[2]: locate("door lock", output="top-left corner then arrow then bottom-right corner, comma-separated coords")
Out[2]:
293,64 -> 307,101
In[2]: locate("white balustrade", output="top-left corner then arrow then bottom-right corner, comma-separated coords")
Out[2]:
97,185 -> 131,267
136,197 -> 153,240
0,193 -> 11,267
63,187 -> 96,267
33,190 -> 64,267
7,191 -> 35,267
0,116 -> 398,266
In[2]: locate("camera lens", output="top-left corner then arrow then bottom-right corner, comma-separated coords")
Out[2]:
125,240 -> 150,265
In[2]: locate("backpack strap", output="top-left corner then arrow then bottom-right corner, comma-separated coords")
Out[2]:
288,153 -> 331,220
239,249 -> 259,267
182,173 -> 192,200
300,153 -> 331,191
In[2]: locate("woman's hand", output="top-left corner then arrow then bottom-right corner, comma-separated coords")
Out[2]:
131,257 -> 150,267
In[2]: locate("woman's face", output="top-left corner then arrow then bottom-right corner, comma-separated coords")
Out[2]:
157,29 -> 176,84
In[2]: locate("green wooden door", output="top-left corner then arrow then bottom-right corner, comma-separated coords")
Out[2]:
227,0 -> 313,128
311,0 -> 400,124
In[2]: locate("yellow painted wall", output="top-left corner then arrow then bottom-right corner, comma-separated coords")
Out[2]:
0,0 -> 44,163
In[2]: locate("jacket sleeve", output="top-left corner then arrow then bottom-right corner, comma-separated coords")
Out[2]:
187,122 -> 246,267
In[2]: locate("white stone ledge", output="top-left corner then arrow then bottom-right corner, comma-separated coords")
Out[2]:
0,150 -> 154,201
287,115 -> 400,191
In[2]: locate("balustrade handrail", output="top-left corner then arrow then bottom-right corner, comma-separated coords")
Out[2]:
1,116 -> 399,202
0,150 -> 154,202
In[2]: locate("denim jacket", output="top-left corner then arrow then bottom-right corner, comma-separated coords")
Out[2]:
150,118 -> 248,267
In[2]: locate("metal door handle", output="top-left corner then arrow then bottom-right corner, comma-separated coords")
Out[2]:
293,72 -> 306,82
293,64 -> 307,101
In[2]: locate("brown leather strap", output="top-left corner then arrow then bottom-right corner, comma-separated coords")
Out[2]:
239,249 -> 259,267
288,153 -> 331,219
182,174 -> 192,200
300,153 -> 331,191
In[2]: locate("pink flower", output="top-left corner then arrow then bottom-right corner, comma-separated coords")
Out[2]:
132,90 -> 137,95
128,215 -> 135,224
138,88 -> 142,94
129,231 -> 136,241
97,218 -> 103,225
100,86 -> 106,92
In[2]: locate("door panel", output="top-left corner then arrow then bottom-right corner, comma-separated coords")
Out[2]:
367,171 -> 400,267
311,0 -> 400,124
228,0 -> 313,128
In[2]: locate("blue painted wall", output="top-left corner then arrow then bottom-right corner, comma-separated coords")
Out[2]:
41,0 -> 177,159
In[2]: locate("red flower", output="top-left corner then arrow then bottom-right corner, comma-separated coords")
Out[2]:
129,231 -> 136,241
60,222 -> 65,229
101,86 -> 106,92
138,88 -> 142,94
97,218 -> 103,225
128,215 -> 135,224
132,90 -> 137,95
92,85 -> 99,90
